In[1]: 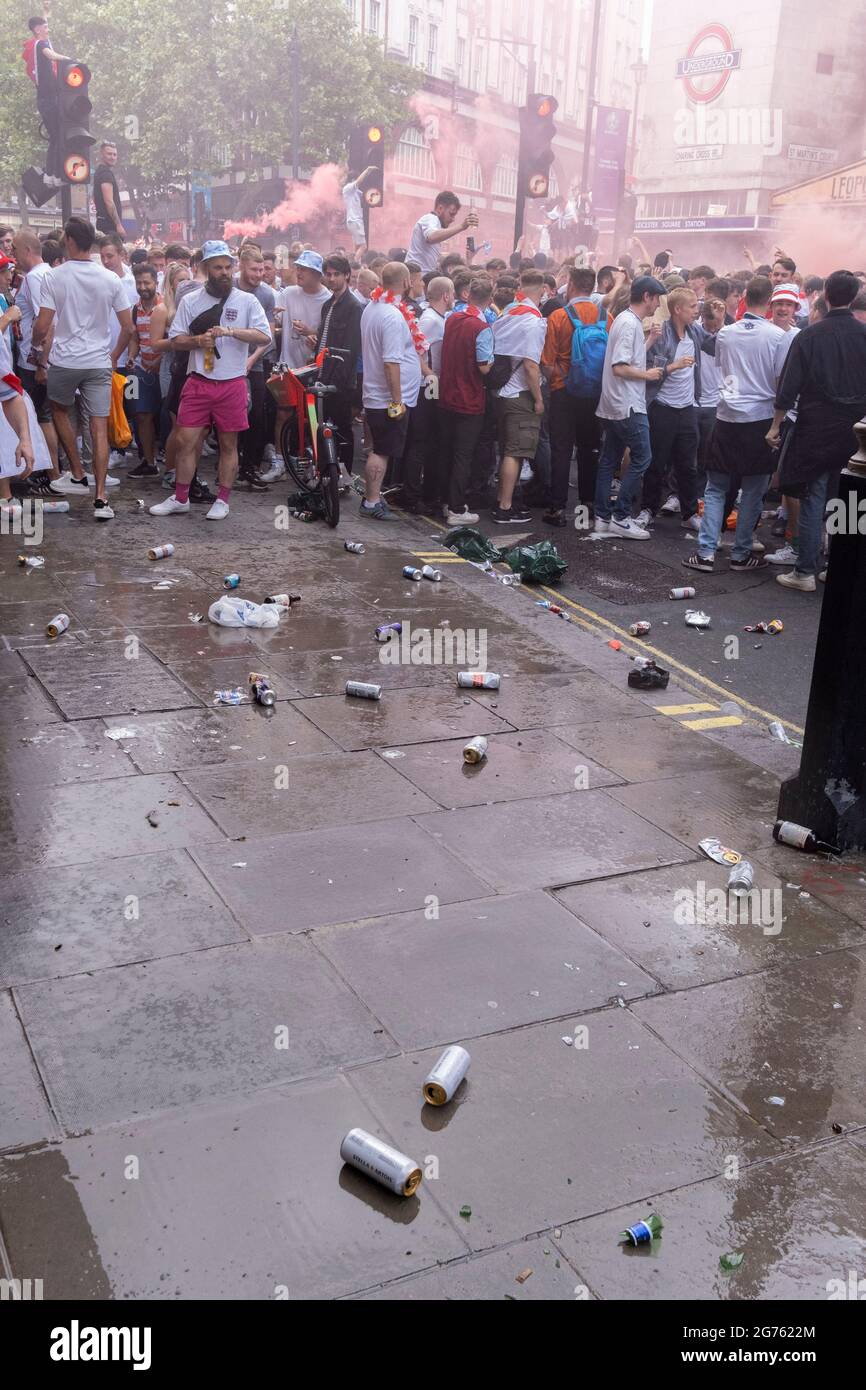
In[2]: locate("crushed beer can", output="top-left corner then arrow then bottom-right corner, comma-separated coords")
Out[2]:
457,671 -> 500,690
249,672 -> 276,707
344,541 -> 365,554
46,613 -> 69,638
619,1212 -> 663,1246
375,622 -> 402,643
699,837 -> 742,867
421,564 -> 442,582
402,566 -> 422,581
423,1045 -> 471,1106
39,500 -> 69,513
340,1128 -> 422,1198
744,619 -> 784,634
213,688 -> 244,705
463,735 -> 488,764
17,554 -> 45,569
727,860 -> 755,897
147,544 -> 174,560
223,574 -> 241,590
670,586 -> 695,600
684,609 -> 711,628
346,680 -> 382,700
629,620 -> 651,636
264,593 -> 300,608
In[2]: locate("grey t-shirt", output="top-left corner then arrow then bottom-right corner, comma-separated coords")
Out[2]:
234,278 -> 276,371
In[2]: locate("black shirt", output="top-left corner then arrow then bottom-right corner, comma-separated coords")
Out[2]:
35,39 -> 56,97
94,164 -> 121,229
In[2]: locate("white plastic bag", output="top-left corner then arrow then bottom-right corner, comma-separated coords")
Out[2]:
208,595 -> 280,628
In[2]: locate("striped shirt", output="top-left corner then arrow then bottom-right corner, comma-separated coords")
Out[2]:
135,294 -> 163,372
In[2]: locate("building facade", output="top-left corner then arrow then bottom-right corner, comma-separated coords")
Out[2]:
347,0 -> 646,258
634,1 -> 866,264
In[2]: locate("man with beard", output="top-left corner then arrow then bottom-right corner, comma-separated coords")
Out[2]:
149,241 -> 270,521
314,254 -> 363,485
234,245 -> 276,490
126,262 -> 163,478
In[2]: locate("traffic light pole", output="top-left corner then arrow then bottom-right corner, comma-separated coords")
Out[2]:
60,184 -> 72,223
513,53 -> 536,252
580,0 -> 602,198
291,28 -> 300,182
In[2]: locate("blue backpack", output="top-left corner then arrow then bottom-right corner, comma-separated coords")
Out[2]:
564,302 -> 608,398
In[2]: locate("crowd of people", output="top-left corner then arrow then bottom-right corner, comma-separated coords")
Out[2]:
3,183 -> 866,595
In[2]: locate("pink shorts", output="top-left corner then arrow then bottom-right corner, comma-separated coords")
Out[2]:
177,374 -> 249,433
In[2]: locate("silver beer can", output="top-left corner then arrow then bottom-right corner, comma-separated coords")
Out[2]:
46,613 -> 69,637
457,671 -> 500,690
463,735 -> 488,764
340,1128 -> 422,1197
727,860 -> 755,897
421,565 -> 442,582
423,1045 -> 471,1106
402,566 -> 422,581
344,541 -> 366,554
147,544 -> 174,560
346,680 -> 382,700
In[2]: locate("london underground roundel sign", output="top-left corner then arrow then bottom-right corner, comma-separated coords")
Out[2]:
676,23 -> 742,104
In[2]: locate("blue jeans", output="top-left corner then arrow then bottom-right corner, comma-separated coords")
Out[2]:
795,471 -> 830,576
595,411 -> 652,521
698,470 -> 769,560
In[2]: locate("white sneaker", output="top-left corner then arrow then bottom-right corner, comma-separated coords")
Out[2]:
50,471 -> 90,494
819,569 -> 827,583
200,437 -> 218,458
610,517 -> 650,541
681,514 -> 701,533
776,569 -> 816,592
751,540 -> 766,554
446,506 -> 480,526
766,543 -> 798,566
519,461 -> 533,482
149,495 -> 190,516
593,517 -> 611,534
108,450 -> 128,468
206,498 -> 229,520
258,456 -> 286,484
93,500 -> 114,520
634,508 -> 652,528
660,494 -> 680,514
262,444 -> 277,464
85,472 -> 121,488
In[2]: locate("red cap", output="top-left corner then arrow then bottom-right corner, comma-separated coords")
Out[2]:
0,254 -> 13,271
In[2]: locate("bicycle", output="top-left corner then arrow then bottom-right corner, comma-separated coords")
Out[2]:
267,347 -> 348,528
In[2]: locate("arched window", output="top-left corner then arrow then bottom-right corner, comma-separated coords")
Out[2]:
395,126 -> 436,181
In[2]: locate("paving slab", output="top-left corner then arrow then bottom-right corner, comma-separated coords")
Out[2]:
0,667 -> 64,725
607,767 -> 781,853
138,623 -> 264,665
551,713 -> 744,782
465,671 -> 652,728
0,772 -> 224,874
555,862 -> 866,991
632,946 -> 866,1143
181,751 -> 439,837
246,608 -> 384,655
104,703 -> 338,773
271,645 -> 457,696
752,844 -> 866,928
192,818 -> 491,933
6,719 -> 137,786
293,686 -> 516,751
0,990 -> 59,1151
22,638 -> 198,718
167,654 -> 303,704
0,598 -> 86,645
555,1144 -> 866,1301
0,1077 -> 466,1299
375,728 -> 623,809
418,789 -> 695,892
58,583 -> 222,629
14,936 -> 396,1133
348,1012 -> 780,1251
0,849 -> 246,989
358,1235 -> 586,1300
314,890 -> 658,1049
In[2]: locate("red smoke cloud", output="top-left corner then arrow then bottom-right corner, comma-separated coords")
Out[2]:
223,164 -> 344,240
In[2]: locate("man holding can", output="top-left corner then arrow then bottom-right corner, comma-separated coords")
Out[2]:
149,240 -> 270,521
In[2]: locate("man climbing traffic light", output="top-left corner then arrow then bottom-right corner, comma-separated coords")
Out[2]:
23,14 -> 72,185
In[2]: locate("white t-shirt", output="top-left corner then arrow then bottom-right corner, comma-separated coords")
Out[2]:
698,336 -> 722,408
16,261 -> 52,365
408,212 -> 444,275
109,270 -> 139,366
715,314 -> 793,424
597,309 -> 648,420
656,334 -> 696,408
169,285 -> 270,381
277,283 -> 331,368
343,180 -> 365,232
491,304 -> 547,398
40,259 -> 131,369
361,298 -> 422,410
417,306 -> 447,375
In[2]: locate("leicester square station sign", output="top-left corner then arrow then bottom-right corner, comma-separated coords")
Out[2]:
676,23 -> 742,104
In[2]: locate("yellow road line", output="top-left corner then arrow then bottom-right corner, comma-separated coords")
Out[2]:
397,506 -> 805,738
683,715 -> 744,730
656,701 -> 719,716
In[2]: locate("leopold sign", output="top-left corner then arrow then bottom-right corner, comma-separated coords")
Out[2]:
676,24 -> 742,104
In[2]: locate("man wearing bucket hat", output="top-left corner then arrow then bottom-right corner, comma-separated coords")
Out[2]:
266,249 -> 331,481
149,240 -> 270,521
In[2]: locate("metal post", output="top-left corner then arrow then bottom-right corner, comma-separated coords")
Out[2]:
580,0 -> 602,198
291,28 -> 301,181
513,51 -> 536,252
776,425 -> 866,850
60,184 -> 72,223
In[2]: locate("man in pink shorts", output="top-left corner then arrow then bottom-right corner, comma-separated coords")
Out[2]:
150,240 -> 271,520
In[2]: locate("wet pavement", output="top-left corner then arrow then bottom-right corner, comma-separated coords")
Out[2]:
1,483 -> 864,1302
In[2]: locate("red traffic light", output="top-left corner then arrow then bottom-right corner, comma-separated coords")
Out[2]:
534,96 -> 557,119
64,63 -> 90,88
366,125 -> 383,143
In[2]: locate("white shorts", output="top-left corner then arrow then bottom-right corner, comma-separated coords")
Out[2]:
347,219 -> 366,246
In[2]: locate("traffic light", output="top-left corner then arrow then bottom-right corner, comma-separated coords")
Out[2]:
348,122 -> 385,208
518,93 -> 558,199
57,59 -> 95,185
